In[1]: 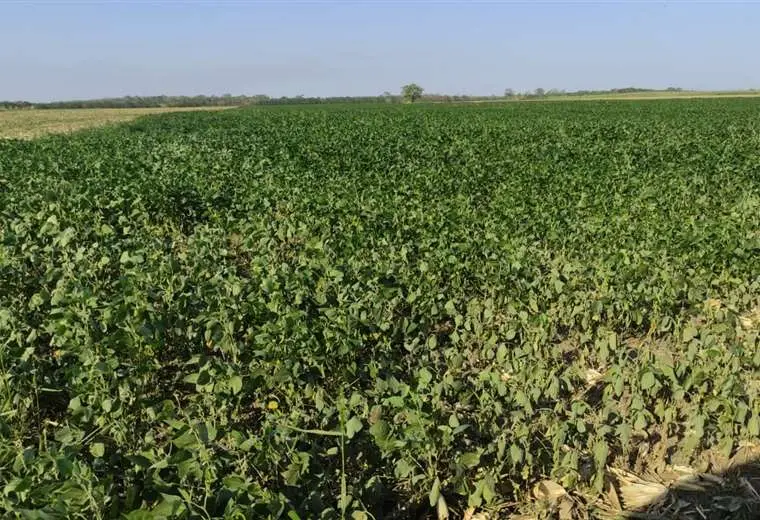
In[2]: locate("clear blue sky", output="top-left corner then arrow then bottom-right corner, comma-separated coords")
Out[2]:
1,1 -> 759,101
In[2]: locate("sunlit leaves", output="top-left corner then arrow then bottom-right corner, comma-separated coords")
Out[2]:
0,99 -> 759,518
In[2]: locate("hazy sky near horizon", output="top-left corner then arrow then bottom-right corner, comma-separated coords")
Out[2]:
1,1 -> 759,102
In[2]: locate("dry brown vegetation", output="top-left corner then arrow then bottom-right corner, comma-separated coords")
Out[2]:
0,106 -> 232,139
544,91 -> 760,102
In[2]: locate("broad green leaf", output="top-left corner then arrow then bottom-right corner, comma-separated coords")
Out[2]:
459,451 -> 481,469
417,367 -> 433,389
228,375 -> 243,395
345,416 -> 363,439
89,443 -> 105,458
641,371 -> 656,390
682,325 -> 698,342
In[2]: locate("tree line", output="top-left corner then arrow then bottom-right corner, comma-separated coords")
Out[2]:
1,86 -> 689,110
0,94 -> 407,110
1,95 -> 268,110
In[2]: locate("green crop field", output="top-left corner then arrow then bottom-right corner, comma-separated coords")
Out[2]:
1,99 -> 759,519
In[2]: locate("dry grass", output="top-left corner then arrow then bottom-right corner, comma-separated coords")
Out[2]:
0,106 -> 232,139
458,91 -> 760,104
541,91 -> 760,102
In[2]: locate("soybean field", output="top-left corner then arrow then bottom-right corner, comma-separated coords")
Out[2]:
1,99 -> 759,519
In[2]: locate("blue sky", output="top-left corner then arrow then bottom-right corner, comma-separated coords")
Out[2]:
1,1 -> 759,101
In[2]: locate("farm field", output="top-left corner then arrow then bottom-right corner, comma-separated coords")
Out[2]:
0,106 -> 232,140
535,90 -> 760,102
1,99 -> 759,519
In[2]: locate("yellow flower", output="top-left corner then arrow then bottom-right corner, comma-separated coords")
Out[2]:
267,400 -> 279,411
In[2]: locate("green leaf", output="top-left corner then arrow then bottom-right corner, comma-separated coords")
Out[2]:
641,371 -> 656,390
89,443 -> 105,458
417,367 -> 433,389
55,457 -> 74,478
14,508 -> 59,520
682,325 -> 698,342
345,416 -> 363,439
428,477 -> 441,507
197,422 -> 217,443
594,440 -> 609,467
228,375 -> 243,395
28,293 -> 44,310
152,493 -> 187,517
634,413 -> 648,431
514,390 -> 532,412
749,415 -> 760,437
394,459 -> 413,478
510,444 -> 523,464
369,419 -> 389,443
123,512 -> 155,520
4,477 -> 32,494
172,429 -> 197,449
223,475 -> 247,491
459,451 -> 481,468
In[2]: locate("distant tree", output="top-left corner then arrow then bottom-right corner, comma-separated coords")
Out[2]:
401,83 -> 424,103
504,88 -> 515,98
534,87 -> 546,97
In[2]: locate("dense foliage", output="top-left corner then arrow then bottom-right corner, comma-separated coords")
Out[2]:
1,100 -> 759,519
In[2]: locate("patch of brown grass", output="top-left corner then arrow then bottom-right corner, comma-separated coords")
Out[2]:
0,106 -> 233,139
539,91 -> 760,102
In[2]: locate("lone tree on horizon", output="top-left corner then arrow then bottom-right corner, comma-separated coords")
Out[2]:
401,83 -> 424,103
